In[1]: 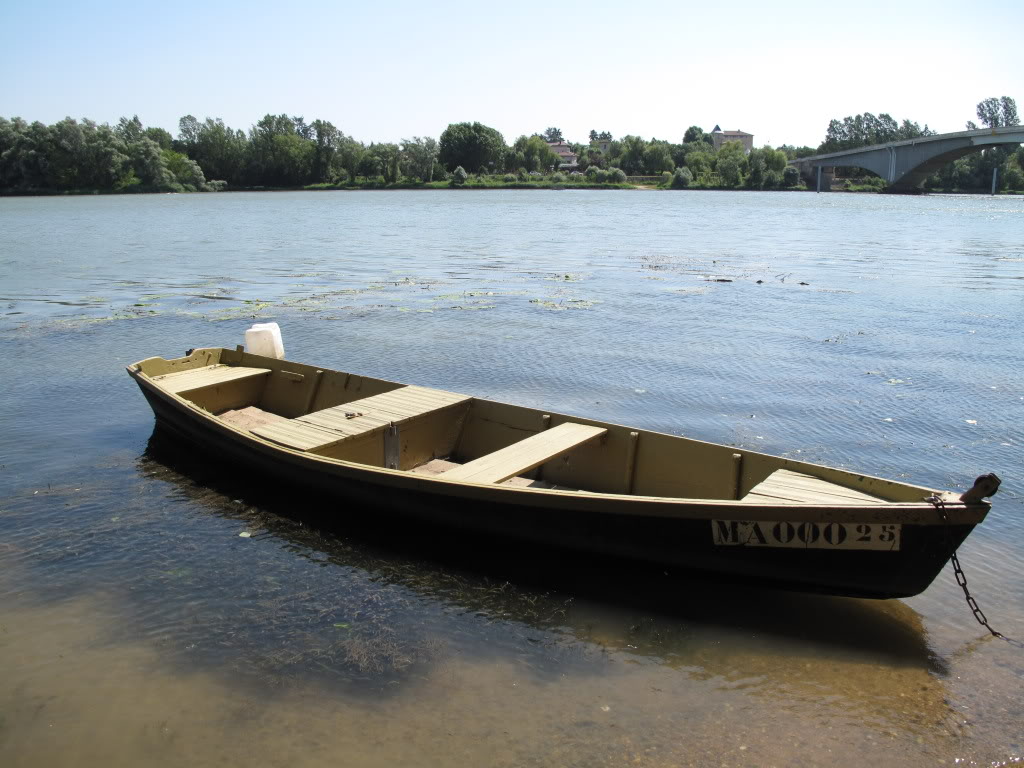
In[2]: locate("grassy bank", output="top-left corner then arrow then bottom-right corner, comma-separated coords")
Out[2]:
305,180 -> 635,191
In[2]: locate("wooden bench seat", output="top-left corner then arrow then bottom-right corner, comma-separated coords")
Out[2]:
299,386 -> 469,430
251,385 -> 471,453
151,364 -> 271,395
441,422 -> 607,484
742,469 -> 888,505
247,419 -> 350,452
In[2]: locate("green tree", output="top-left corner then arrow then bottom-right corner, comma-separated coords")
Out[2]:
512,135 -> 559,172
577,146 -> 605,171
186,118 -> 247,183
334,135 -> 365,182
357,152 -> 382,179
765,148 -> 787,172
247,114 -> 313,186
178,115 -> 202,150
976,96 -> 1019,127
309,119 -> 342,184
685,150 -> 714,176
683,125 -> 705,144
144,126 -> 173,150
79,120 -> 130,189
129,138 -> 176,190
369,142 -> 400,183
746,147 -> 766,188
400,136 -> 438,181
542,127 -> 563,142
618,135 -> 648,174
1001,96 -> 1019,125
164,149 -> 207,189
46,118 -> 85,188
116,115 -> 144,143
777,144 -> 816,160
717,156 -> 742,186
438,122 -> 505,173
820,112 -> 935,153
643,140 -> 675,173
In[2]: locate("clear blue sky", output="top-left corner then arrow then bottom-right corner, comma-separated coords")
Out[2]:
2,0 -> 1021,148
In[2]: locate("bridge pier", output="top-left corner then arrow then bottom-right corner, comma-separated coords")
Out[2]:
806,166 -> 832,191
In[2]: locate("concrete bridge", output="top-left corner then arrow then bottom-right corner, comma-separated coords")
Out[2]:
790,126 -> 1024,192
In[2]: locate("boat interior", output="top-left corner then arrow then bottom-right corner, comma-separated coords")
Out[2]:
131,348 -> 934,504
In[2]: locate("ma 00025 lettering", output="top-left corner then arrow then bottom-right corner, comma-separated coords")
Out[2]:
711,520 -> 901,551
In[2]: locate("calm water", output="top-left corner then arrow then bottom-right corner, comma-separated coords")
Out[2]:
1,190 -> 1022,767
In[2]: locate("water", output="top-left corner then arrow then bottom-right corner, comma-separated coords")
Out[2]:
1,190 -> 1021,767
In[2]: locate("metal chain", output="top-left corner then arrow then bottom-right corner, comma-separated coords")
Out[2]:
929,494 -> 1022,648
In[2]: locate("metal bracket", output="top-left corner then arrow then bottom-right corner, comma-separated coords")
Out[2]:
384,423 -> 400,469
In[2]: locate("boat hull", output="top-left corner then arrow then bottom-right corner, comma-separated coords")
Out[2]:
136,383 -> 973,599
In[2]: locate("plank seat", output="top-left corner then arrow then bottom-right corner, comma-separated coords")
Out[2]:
152,364 -> 271,395
300,385 -> 470,430
441,422 -> 607,484
742,469 -> 888,505
249,419 -> 349,452
251,385 -> 470,452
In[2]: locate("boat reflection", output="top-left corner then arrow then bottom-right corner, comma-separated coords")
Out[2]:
137,426 -> 956,731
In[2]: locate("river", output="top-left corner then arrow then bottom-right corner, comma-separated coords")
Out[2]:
1,190 -> 1021,767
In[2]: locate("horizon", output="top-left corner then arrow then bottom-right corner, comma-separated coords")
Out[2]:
2,0 -> 1021,150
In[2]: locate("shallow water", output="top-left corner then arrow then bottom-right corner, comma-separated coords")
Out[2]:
1,190 -> 1022,766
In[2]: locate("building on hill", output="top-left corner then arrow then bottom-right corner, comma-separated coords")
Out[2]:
710,125 -> 754,153
546,140 -> 578,169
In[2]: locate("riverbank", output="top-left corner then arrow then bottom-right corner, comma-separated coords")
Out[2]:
3,180 -> 1022,196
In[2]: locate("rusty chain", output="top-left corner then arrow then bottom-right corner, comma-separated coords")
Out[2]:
929,494 -> 1022,648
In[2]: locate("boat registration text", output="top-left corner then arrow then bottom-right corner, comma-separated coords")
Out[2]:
711,520 -> 901,551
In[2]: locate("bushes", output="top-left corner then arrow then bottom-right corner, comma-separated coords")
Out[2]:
763,169 -> 783,189
782,166 -> 800,187
671,167 -> 692,188
1003,167 -> 1024,191
607,167 -> 626,183
844,175 -> 887,192
450,165 -> 468,186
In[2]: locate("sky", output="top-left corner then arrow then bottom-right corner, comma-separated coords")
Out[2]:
2,0 -> 1021,149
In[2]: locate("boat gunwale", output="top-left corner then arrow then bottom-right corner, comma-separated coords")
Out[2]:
127,355 -> 989,526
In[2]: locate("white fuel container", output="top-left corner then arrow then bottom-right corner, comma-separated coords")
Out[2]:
245,322 -> 285,359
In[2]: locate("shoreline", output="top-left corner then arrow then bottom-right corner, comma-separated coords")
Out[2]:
2,184 -> 1020,198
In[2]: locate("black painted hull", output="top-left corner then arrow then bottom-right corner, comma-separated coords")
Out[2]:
133,379 -> 978,600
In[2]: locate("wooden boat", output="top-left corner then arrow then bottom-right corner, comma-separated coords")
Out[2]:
127,346 -> 1000,599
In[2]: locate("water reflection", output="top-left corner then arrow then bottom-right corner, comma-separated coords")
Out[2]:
134,429 -> 954,716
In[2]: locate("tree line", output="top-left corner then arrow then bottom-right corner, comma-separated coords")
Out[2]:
1,99 -> 1020,194
0,113 -> 801,193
